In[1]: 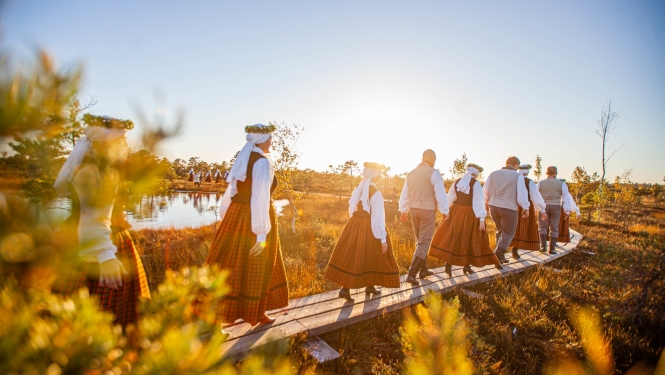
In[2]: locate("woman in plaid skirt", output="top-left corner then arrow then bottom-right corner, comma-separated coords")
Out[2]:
324,162 -> 400,302
52,115 -> 150,328
429,164 -> 502,277
550,183 -> 580,244
509,164 -> 547,258
206,124 -> 288,326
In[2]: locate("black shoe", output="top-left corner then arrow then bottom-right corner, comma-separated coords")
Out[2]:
549,242 -> 558,255
419,268 -> 434,278
406,275 -> 419,285
339,288 -> 354,302
511,248 -> 521,259
445,264 -> 452,278
495,248 -> 509,264
539,234 -> 548,253
463,265 -> 474,274
495,263 -> 503,270
365,286 -> 381,295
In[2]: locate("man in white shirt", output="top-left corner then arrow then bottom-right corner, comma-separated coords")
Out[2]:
483,156 -> 531,264
536,166 -> 572,254
399,149 -> 449,285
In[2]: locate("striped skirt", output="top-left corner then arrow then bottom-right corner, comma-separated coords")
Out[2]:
510,204 -> 540,250
52,230 -> 151,327
324,215 -> 400,289
206,202 -> 289,325
429,204 -> 500,267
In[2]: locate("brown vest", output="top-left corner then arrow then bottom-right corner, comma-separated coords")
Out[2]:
231,152 -> 278,204
453,178 -> 476,206
352,186 -> 378,219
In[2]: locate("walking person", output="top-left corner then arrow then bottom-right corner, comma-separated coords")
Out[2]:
554,187 -> 581,244
429,164 -> 502,277
483,156 -> 531,264
52,115 -> 150,328
324,162 -> 400,302
509,164 -> 547,258
399,149 -> 448,285
536,167 -> 572,254
194,171 -> 201,187
205,124 -> 288,326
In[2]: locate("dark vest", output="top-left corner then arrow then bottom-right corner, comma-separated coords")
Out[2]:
231,152 -> 278,204
352,186 -> 378,219
524,177 -> 532,202
453,178 -> 476,206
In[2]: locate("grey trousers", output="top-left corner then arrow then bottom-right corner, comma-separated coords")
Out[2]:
489,206 -> 519,250
538,204 -> 561,240
409,208 -> 437,261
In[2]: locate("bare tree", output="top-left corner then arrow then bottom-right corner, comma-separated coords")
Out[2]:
534,155 -> 543,182
596,100 -> 624,188
61,94 -> 97,148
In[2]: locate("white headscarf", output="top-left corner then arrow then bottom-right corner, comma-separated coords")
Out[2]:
348,166 -> 383,217
54,125 -> 127,196
518,168 -> 529,177
225,125 -> 272,198
456,166 -> 480,194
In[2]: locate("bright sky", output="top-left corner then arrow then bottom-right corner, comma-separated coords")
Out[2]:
3,0 -> 664,182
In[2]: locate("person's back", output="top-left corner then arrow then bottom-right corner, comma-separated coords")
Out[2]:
406,163 -> 436,210
538,178 -> 564,205
486,168 -> 520,211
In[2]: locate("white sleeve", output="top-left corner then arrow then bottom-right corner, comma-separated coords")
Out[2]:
516,175 -> 530,211
431,170 -> 449,215
483,175 -> 491,206
398,179 -> 409,213
529,180 -> 546,211
250,158 -> 273,242
447,183 -> 457,207
472,180 -> 487,219
370,191 -> 387,243
561,183 -> 572,214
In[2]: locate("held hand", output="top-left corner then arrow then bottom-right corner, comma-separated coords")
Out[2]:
381,242 -> 388,254
522,210 -> 529,219
99,258 -> 127,289
563,214 -> 569,220
400,212 -> 409,223
479,220 -> 486,232
249,241 -> 266,257
541,212 -> 548,220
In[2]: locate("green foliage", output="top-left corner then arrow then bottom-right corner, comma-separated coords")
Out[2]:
449,153 -> 468,180
21,178 -> 56,202
534,155 -> 543,182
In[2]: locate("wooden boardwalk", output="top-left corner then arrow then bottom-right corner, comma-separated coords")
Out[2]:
221,229 -> 583,358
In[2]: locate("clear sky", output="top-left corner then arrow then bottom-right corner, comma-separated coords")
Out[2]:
3,0 -> 664,182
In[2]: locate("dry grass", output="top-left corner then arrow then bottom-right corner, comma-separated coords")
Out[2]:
133,196 -> 665,374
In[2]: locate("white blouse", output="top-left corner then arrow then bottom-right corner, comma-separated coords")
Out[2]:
72,164 -> 118,264
447,180 -> 487,219
218,147 -> 274,243
349,183 -> 387,244
527,179 -> 547,212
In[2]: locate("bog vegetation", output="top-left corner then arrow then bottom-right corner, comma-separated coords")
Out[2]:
1,42 -> 664,375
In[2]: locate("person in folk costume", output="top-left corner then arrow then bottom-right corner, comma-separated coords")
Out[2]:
324,162 -> 400,302
188,168 -> 195,182
536,166 -> 572,254
549,178 -> 579,244
193,171 -> 201,187
215,169 -> 222,183
205,170 -> 212,183
508,164 -> 548,258
206,124 -> 288,326
52,115 -> 150,328
483,156 -> 531,264
429,164 -> 503,277
399,149 -> 449,285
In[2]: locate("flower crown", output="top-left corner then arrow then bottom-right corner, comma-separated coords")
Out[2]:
245,123 -> 277,134
83,114 -> 134,130
467,163 -> 484,173
364,162 -> 385,170
518,164 -> 532,170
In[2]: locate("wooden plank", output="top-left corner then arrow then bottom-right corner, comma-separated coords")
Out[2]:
301,336 -> 340,363
221,319 -> 309,358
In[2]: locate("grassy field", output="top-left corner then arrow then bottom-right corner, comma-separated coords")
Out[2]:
132,194 -> 664,374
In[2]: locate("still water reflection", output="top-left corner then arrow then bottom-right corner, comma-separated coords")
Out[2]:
41,192 -> 289,230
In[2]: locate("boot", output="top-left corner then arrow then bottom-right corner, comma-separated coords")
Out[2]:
445,263 -> 452,278
406,257 -> 422,285
419,261 -> 434,278
463,265 -> 474,274
339,287 -> 354,302
511,247 -> 521,259
495,247 -> 509,264
539,235 -> 548,253
365,286 -> 381,295
549,240 -> 558,255
495,263 -> 503,270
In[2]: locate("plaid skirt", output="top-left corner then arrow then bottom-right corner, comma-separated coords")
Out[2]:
52,230 -> 151,327
548,207 -> 571,243
206,202 -> 289,325
510,204 -> 540,250
429,204 -> 500,267
324,215 -> 400,289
